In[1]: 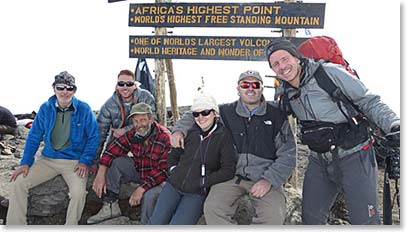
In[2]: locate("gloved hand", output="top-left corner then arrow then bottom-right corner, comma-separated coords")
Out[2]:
385,125 -> 400,148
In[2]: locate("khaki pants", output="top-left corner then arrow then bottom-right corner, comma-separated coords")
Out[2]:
6,156 -> 87,225
203,176 -> 286,225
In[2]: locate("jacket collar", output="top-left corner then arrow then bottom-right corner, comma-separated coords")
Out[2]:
49,95 -> 78,112
235,95 -> 267,118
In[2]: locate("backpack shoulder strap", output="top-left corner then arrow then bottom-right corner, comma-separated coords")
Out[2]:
313,65 -> 362,125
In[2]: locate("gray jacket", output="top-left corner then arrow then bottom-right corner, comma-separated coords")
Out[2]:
173,99 -> 296,189
95,88 -> 156,159
276,59 -> 399,155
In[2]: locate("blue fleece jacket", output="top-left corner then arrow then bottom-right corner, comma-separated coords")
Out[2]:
20,95 -> 100,166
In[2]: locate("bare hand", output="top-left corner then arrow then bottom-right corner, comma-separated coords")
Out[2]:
10,165 -> 29,182
74,163 -> 89,178
129,186 -> 145,206
112,128 -> 126,138
92,172 -> 107,198
170,131 -> 184,149
250,179 -> 272,198
88,163 -> 98,176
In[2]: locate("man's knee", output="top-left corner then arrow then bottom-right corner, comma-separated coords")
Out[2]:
203,194 -> 220,215
12,175 -> 30,192
142,186 -> 161,205
67,182 -> 87,201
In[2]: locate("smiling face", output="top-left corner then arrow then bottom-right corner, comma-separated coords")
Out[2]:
116,74 -> 136,103
236,76 -> 263,111
193,109 -> 216,132
132,113 -> 154,137
268,49 -> 302,88
53,84 -> 75,108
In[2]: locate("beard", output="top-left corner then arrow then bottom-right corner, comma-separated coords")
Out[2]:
135,124 -> 151,137
130,123 -> 154,144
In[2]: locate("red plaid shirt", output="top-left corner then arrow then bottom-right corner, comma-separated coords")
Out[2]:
99,122 -> 170,191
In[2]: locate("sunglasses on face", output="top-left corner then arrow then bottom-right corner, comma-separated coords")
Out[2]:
239,81 -> 261,89
117,81 -> 135,87
192,110 -> 213,118
55,85 -> 75,91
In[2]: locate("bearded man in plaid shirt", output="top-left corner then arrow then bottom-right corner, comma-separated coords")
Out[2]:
87,102 -> 170,225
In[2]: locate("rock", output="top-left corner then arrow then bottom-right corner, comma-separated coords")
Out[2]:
95,216 -> 139,225
1,148 -> 13,156
28,176 -> 69,217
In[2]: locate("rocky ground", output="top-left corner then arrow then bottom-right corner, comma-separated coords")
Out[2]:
0,120 -> 400,225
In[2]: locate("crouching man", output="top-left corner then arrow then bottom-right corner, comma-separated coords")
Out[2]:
87,103 -> 171,224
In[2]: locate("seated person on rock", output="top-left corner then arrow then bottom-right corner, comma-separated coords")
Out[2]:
6,71 -> 100,225
0,105 -> 18,140
171,70 -> 296,224
88,103 -> 170,225
149,94 -> 236,225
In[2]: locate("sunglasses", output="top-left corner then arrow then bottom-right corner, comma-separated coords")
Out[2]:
239,81 -> 261,89
117,81 -> 135,87
192,110 -> 213,117
55,85 -> 75,91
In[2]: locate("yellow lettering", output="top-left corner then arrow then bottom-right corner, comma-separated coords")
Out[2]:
274,16 -> 320,26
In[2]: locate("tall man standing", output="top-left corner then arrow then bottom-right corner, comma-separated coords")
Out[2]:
266,38 -> 400,224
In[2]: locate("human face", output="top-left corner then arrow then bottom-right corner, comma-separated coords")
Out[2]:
116,74 -> 136,102
237,76 -> 263,109
132,114 -> 154,137
268,50 -> 302,88
193,109 -> 216,131
54,84 -> 75,108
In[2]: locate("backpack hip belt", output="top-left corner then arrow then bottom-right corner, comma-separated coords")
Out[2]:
300,119 -> 370,154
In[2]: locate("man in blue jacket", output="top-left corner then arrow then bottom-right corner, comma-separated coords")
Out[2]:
6,71 -> 100,225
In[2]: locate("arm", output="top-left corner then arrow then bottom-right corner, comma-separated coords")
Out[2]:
325,65 -> 400,133
95,102 -> 114,159
170,111 -> 195,148
20,104 -> 46,167
92,165 -> 107,198
260,119 -> 297,189
98,132 -> 132,167
79,105 -> 100,166
206,129 -> 237,187
172,111 -> 195,137
168,147 -> 183,172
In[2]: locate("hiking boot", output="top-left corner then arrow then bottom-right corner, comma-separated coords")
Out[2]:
87,200 -> 121,224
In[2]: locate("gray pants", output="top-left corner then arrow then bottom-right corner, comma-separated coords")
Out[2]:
302,146 -> 380,224
106,156 -> 163,225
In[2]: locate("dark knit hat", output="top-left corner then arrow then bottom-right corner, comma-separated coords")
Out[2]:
53,71 -> 76,87
266,38 -> 301,61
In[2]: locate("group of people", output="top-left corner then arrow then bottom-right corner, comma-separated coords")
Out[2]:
6,39 -> 400,225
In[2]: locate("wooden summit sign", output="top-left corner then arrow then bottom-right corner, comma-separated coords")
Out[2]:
129,2 -> 325,28
129,35 -> 306,61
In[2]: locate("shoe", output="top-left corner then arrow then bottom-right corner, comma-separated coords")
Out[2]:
87,200 -> 121,224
